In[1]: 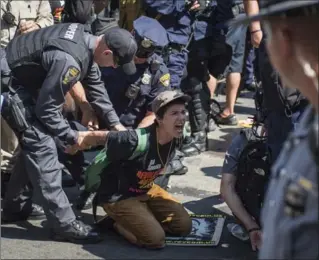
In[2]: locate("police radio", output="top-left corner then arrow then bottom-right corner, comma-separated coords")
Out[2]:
125,83 -> 140,100
2,11 -> 15,25
1,1 -> 16,25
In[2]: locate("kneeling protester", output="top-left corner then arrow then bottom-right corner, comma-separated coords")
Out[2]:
82,90 -> 193,249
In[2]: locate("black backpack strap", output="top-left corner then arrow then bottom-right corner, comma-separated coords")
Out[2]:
92,193 -> 99,223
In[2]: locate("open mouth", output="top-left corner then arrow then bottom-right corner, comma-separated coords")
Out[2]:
175,124 -> 184,133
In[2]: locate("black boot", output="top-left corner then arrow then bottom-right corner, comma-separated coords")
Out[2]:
164,151 -> 188,176
51,220 -> 102,244
2,203 -> 46,223
75,190 -> 95,211
181,131 -> 207,157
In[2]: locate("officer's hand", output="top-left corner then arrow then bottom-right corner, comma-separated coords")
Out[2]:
249,229 -> 262,251
65,132 -> 92,154
81,106 -> 99,130
112,124 -> 126,131
189,0 -> 200,11
250,30 -> 263,48
19,21 -> 40,34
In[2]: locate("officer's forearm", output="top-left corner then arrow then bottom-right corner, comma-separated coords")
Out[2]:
69,81 -> 92,112
84,63 -> 121,127
243,0 -> 261,32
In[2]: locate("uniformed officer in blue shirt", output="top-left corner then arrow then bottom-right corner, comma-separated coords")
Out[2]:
98,16 -> 170,129
142,0 -> 201,90
231,0 -> 319,258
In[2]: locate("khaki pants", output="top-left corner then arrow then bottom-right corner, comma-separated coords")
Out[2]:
119,0 -> 144,31
103,184 -> 192,248
1,117 -> 19,172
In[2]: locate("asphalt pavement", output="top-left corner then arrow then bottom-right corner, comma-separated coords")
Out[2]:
1,91 -> 257,259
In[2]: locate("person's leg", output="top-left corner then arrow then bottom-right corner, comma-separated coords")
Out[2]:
20,121 -> 76,228
2,149 -> 44,221
181,40 -> 210,156
147,184 -> 192,236
56,120 -> 101,210
216,20 -> 247,125
103,196 -> 166,249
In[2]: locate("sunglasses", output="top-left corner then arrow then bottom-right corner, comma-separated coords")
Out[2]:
112,54 -> 120,67
136,46 -> 155,59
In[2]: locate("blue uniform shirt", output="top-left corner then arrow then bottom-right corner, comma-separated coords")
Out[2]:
143,0 -> 193,45
260,106 -> 318,259
100,54 -> 170,128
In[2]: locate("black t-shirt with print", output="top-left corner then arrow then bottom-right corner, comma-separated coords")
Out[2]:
97,124 -> 176,204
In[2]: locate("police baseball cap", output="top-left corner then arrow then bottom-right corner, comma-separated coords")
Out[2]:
230,0 -> 319,26
151,90 -> 191,114
103,26 -> 138,75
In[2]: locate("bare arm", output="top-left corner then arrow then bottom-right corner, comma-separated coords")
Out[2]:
243,0 -> 261,31
69,81 -> 90,111
220,173 -> 259,230
138,111 -> 156,128
243,0 -> 263,47
69,81 -> 99,129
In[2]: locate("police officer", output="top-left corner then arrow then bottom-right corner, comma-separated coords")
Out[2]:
63,16 -> 187,209
180,0 -> 220,156
232,0 -> 319,257
1,22 -> 137,243
99,16 -> 171,129
142,0 -> 201,90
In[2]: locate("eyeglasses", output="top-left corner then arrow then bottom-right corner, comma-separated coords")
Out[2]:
136,46 -> 155,59
112,54 -> 120,67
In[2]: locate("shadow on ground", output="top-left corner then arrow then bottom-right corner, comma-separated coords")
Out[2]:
207,127 -> 240,156
201,166 -> 222,180
1,195 -> 257,260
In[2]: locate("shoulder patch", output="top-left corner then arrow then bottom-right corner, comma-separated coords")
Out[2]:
159,73 -> 170,87
62,66 -> 80,85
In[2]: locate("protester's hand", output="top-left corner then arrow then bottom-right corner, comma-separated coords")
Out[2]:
81,106 -> 99,130
19,20 -> 40,34
189,0 -> 200,11
249,229 -> 262,251
65,131 -> 92,155
251,30 -> 263,48
112,124 -> 126,131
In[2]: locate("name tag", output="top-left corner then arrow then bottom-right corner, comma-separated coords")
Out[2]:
64,23 -> 78,40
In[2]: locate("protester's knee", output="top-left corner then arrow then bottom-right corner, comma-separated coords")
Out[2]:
174,213 -> 192,236
140,227 -> 166,249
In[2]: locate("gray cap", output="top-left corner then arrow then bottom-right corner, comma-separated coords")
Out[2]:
151,90 -> 191,114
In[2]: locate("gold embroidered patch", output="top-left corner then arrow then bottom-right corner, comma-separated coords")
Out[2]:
62,66 -> 80,85
159,73 -> 170,87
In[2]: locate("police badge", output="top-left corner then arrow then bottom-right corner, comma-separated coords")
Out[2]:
142,73 -> 151,84
141,38 -> 153,48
